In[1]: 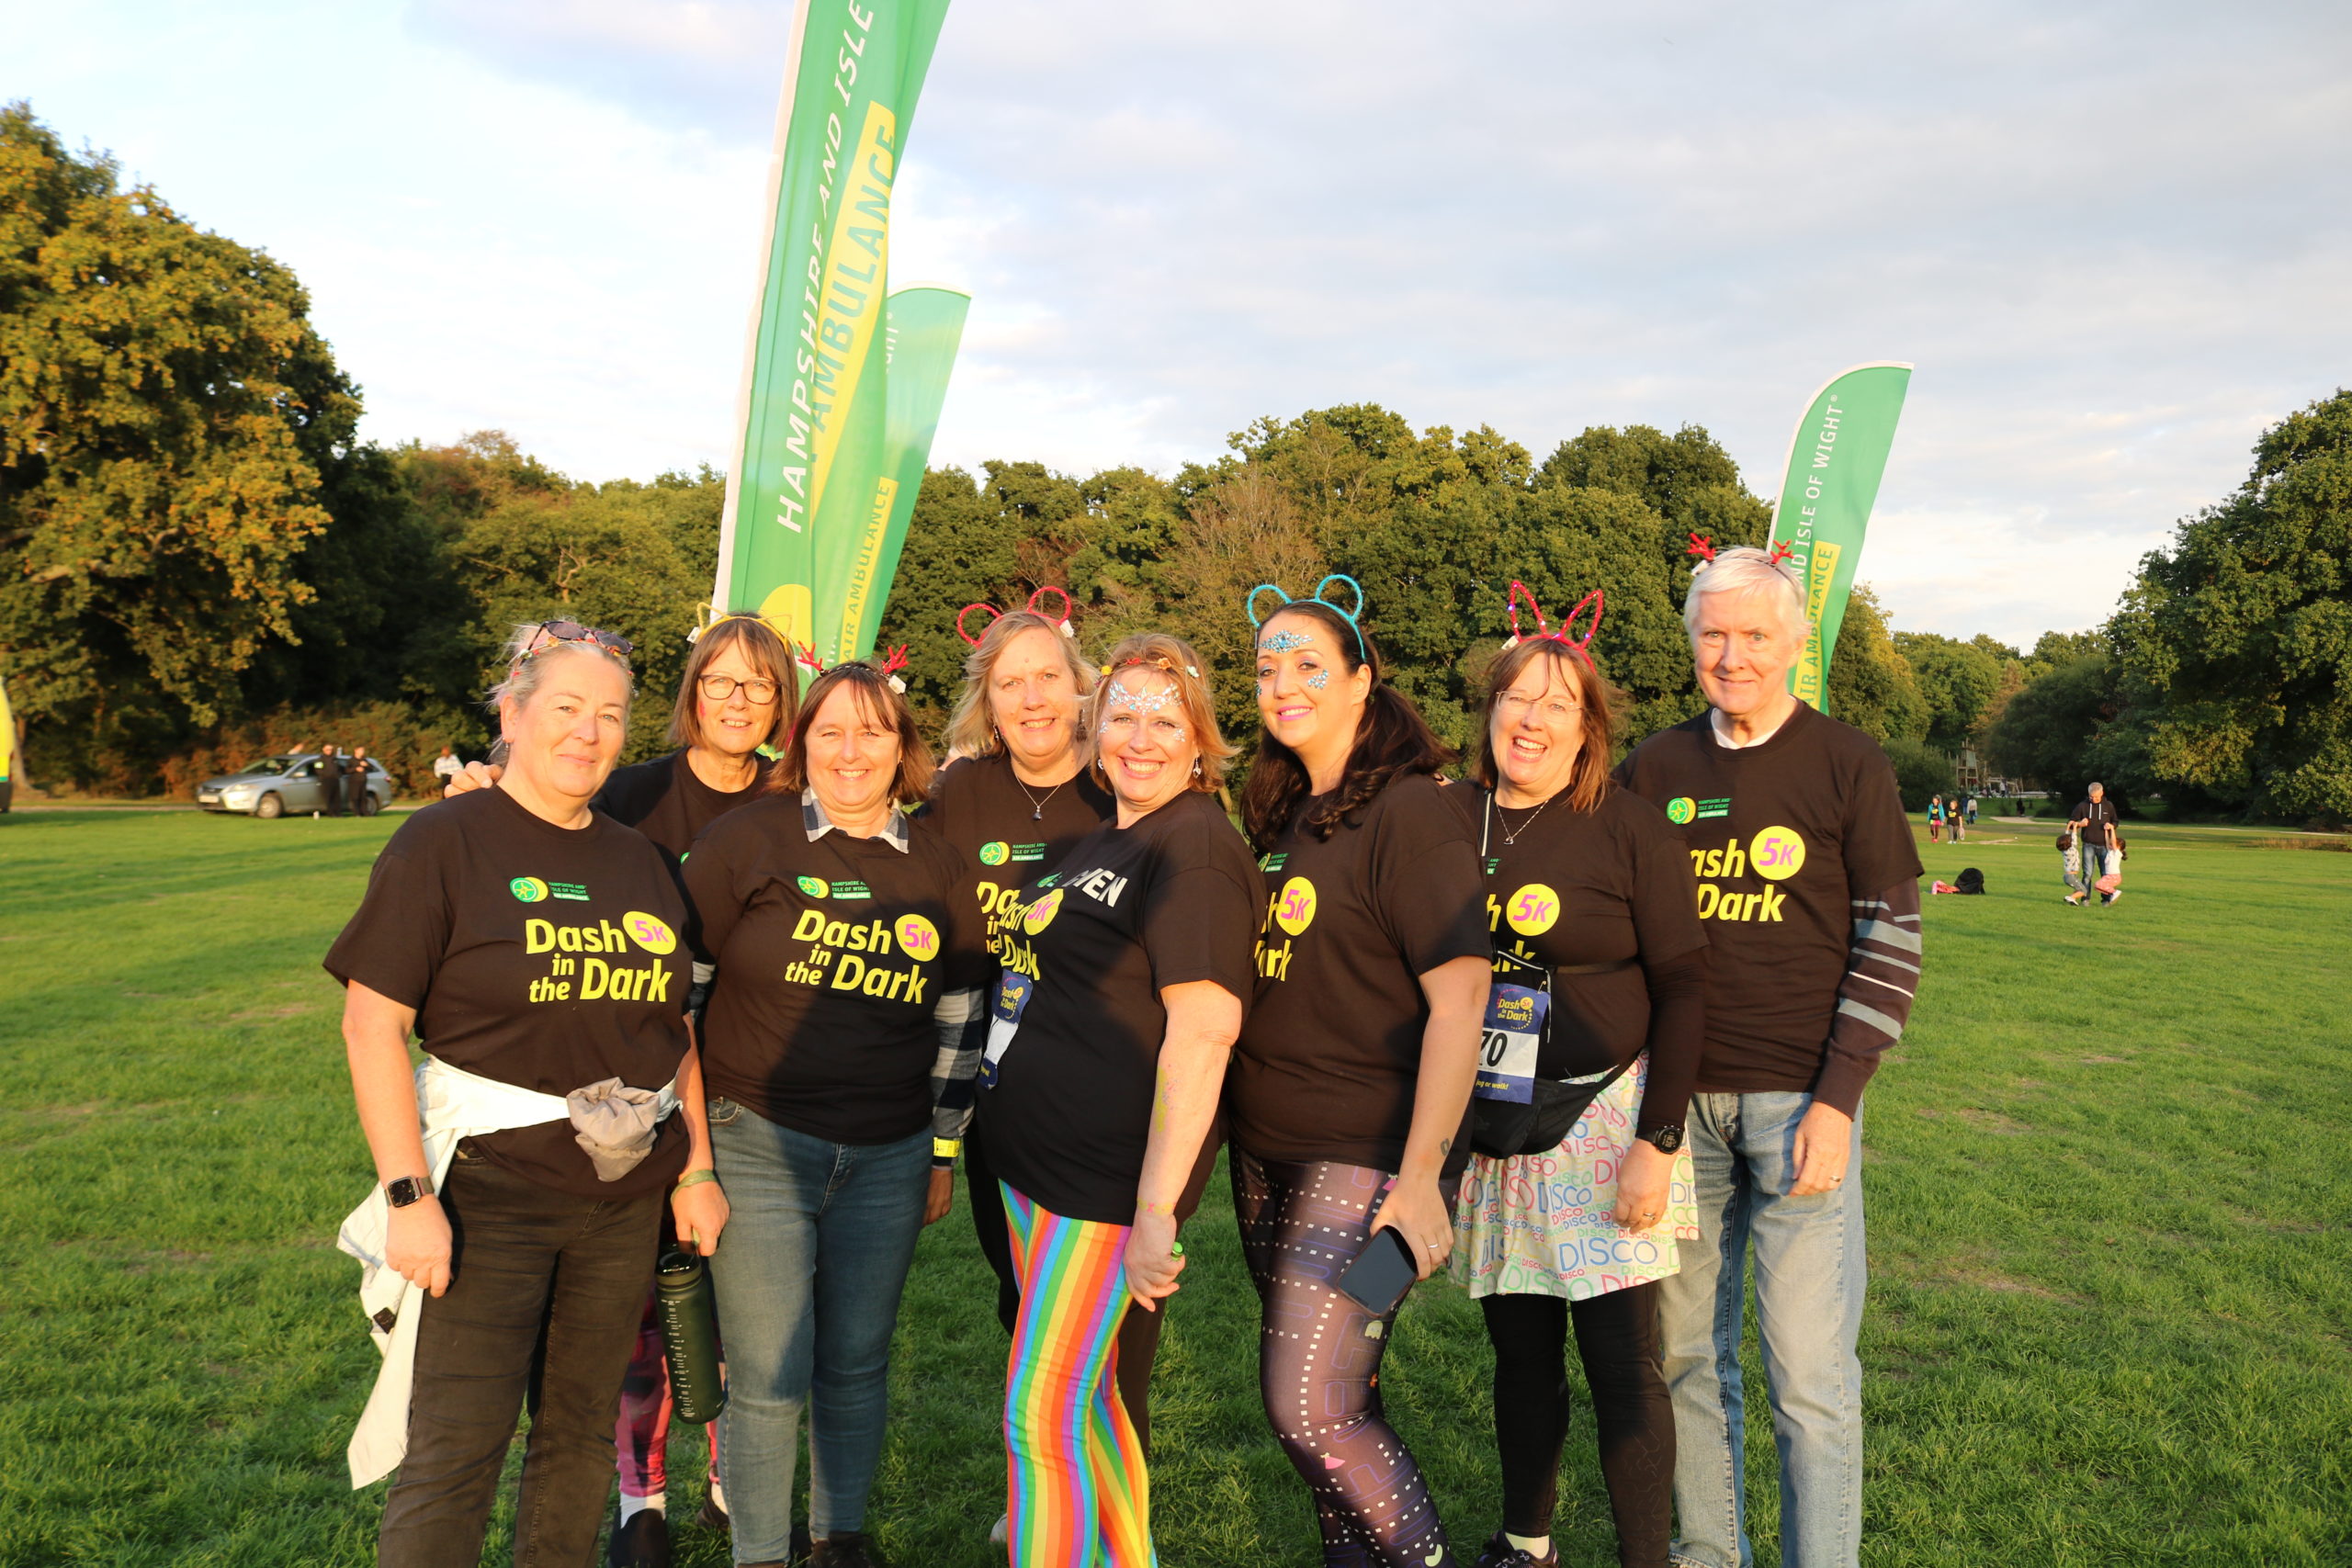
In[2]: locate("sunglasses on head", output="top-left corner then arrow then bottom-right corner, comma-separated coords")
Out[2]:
518,620 -> 634,663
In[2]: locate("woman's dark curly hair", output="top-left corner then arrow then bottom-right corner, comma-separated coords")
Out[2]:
1238,600 -> 1455,853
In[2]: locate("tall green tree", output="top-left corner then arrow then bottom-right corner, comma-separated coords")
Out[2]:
1826,584 -> 1928,745
1893,630 -> 2006,750
0,102 -> 358,769
2107,389 -> 2352,821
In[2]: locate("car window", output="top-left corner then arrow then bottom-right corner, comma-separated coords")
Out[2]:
243,756 -> 296,777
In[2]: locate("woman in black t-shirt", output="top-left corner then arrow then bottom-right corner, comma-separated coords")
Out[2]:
982,633 -> 1259,1566
1230,583 -> 1492,1568
326,622 -> 714,1567
1445,604 -> 1708,1568
918,595 -> 1112,1365
681,661 -> 989,1568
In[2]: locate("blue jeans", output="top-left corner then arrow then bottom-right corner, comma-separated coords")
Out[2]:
1659,1092 -> 1865,1568
707,1101 -> 931,1562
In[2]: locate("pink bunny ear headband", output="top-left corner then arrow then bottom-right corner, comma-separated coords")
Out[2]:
1686,535 -> 1796,569
1504,581 -> 1604,663
796,643 -> 912,694
956,585 -> 1076,647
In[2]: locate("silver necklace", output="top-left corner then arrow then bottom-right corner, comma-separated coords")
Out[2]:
1014,777 -> 1063,822
1493,794 -> 1555,845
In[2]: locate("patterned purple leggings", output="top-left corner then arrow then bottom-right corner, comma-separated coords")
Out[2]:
1234,1152 -> 1456,1568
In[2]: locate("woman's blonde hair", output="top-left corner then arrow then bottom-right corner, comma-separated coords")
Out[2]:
666,615 -> 798,752
1089,632 -> 1235,791
1471,638 -> 1617,815
945,609 -> 1098,760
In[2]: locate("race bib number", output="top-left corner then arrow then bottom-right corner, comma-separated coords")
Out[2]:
1475,983 -> 1547,1103
979,972 -> 1035,1088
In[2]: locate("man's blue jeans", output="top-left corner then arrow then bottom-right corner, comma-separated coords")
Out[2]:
1660,1091 -> 1866,1568
707,1100 -> 931,1563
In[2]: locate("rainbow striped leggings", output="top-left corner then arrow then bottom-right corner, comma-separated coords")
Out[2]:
1002,1184 -> 1155,1568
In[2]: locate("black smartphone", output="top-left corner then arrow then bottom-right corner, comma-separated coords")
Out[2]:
1336,1226 -> 1419,1316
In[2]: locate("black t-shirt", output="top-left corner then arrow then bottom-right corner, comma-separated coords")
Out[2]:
322,788 -> 694,1198
2072,798 -> 2120,845
1453,783 -> 1707,1082
1228,773 -> 1491,1174
979,792 -> 1260,1224
683,795 -> 989,1145
596,749 -> 775,864
1615,703 -> 1922,1096
918,751 -> 1115,964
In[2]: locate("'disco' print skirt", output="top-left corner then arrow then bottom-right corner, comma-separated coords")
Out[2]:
1451,1051 -> 1700,1301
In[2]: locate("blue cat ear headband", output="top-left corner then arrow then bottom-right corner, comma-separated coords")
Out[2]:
1245,573 -> 1368,660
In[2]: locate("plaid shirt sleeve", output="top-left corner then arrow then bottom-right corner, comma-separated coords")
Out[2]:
928,986 -> 986,1165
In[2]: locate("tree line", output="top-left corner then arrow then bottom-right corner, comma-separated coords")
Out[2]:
5,103 -> 2344,821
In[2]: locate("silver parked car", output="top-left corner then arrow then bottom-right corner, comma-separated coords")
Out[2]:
196,754 -> 393,818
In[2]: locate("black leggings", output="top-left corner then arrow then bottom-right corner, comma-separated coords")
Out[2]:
1478,1284 -> 1672,1568
1235,1151 -> 1456,1568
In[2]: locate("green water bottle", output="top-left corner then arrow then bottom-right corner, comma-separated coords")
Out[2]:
655,1247 -> 728,1425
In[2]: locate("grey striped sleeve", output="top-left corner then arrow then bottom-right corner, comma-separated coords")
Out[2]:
1815,877 -> 1924,1115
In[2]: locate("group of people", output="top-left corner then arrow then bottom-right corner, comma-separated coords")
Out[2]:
1925,792 -> 1973,842
297,741 -> 379,816
2061,782 -> 2126,906
329,544 -> 1925,1568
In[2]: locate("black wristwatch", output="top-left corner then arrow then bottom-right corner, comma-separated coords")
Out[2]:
385,1174 -> 435,1208
1634,1124 -> 1685,1154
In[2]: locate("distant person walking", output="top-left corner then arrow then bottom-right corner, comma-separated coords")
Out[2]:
2069,784 -> 2122,906
1963,794 -> 1978,828
1948,791 -> 1966,843
345,746 -> 373,815
1926,795 -> 1943,843
320,743 -> 345,817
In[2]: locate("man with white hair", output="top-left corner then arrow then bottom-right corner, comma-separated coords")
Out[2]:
1615,544 -> 1924,1568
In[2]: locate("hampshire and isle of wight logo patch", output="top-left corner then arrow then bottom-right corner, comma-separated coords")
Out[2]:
979,840 -> 1010,866
797,875 -> 829,898
510,876 -> 549,903
1666,797 -> 1697,826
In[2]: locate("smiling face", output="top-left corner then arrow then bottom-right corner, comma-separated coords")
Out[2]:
501,649 -> 630,805
1489,653 -> 1586,804
803,680 -> 902,823
1095,667 -> 1198,818
1689,586 -> 1805,718
1255,609 -> 1372,771
986,624 -> 1082,770
694,641 -> 781,760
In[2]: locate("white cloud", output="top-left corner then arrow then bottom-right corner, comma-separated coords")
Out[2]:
10,0 -> 2351,647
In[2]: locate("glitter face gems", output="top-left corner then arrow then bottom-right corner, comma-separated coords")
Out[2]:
1306,670 -> 1329,689
1260,629 -> 1312,654
1104,681 -> 1179,716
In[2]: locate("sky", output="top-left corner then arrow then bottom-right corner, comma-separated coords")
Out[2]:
10,0 -> 2351,647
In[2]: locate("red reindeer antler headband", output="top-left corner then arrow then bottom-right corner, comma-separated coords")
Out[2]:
1502,581 -> 1604,664
956,585 -> 1077,647
1688,535 -> 1800,570
795,643 -> 910,694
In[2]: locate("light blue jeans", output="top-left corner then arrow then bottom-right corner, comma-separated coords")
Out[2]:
707,1100 -> 931,1563
1660,1091 -> 1865,1568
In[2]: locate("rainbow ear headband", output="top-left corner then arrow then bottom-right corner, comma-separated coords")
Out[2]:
1686,535 -> 1795,569
795,643 -> 911,694
1246,573 -> 1368,659
956,586 -> 1076,647
1504,582 -> 1604,662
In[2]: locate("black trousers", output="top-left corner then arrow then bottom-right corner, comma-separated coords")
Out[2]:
376,1145 -> 662,1568
1479,1283 -> 1672,1568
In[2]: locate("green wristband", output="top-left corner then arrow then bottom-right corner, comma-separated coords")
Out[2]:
674,1168 -> 719,1191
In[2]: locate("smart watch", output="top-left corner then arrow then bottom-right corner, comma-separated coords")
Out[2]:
1634,1124 -> 1685,1154
385,1174 -> 435,1208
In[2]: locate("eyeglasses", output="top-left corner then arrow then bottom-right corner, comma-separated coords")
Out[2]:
519,620 -> 633,663
1495,693 -> 1582,723
699,673 -> 781,705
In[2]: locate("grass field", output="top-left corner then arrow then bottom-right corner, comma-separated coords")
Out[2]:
1,809 -> 2347,1566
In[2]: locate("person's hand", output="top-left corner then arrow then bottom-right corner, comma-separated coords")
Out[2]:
671,1175 -> 729,1256
1789,1101 -> 1855,1197
1124,1210 -> 1185,1311
387,1197 -> 454,1296
1368,1175 -> 1455,1280
442,760 -> 502,798
922,1166 -> 955,1226
1613,1139 -> 1676,1233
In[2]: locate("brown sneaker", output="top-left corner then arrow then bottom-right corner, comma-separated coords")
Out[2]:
605,1509 -> 672,1568
811,1532 -> 888,1568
